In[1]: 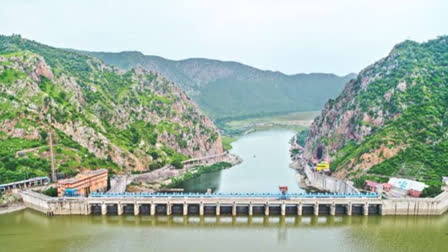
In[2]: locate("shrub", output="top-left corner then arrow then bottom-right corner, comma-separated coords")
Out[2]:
421,185 -> 442,198
171,160 -> 184,169
42,187 -> 58,197
149,161 -> 164,171
39,131 -> 48,142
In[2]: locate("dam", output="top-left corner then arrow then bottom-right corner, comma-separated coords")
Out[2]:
20,190 -> 448,217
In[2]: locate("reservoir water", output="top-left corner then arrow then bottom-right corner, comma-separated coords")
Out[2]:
2,128 -> 448,252
180,129 -> 303,193
1,210 -> 448,252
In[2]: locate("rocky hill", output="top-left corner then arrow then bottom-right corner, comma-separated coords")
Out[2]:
85,51 -> 355,121
0,35 -> 223,184
302,36 -> 448,194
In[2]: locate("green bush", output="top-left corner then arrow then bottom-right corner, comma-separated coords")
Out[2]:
168,162 -> 232,188
421,185 -> 442,198
171,160 -> 184,169
149,161 -> 165,171
42,187 -> 58,197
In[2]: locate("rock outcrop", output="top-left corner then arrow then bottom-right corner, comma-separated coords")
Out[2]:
299,36 -> 448,190
0,35 -> 223,182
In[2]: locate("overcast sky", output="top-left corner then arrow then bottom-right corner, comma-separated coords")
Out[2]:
1,0 -> 447,75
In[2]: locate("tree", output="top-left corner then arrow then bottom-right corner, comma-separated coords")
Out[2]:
40,131 -> 48,142
421,185 -> 442,198
171,160 -> 184,169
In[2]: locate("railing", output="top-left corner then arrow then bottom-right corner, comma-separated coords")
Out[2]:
0,176 -> 50,192
89,192 -> 379,199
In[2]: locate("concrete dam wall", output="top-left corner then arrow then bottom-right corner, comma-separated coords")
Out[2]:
20,191 -> 90,216
20,191 -> 448,217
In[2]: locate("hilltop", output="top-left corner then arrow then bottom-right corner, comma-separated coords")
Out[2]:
85,51 -> 355,123
301,36 -> 448,195
0,35 -> 223,183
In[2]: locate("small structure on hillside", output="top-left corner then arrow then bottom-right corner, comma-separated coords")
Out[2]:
387,177 -> 428,198
57,169 -> 108,197
315,161 -> 330,174
364,180 -> 392,193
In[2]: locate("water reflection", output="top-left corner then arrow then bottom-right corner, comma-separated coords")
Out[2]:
179,170 -> 222,192
181,130 -> 303,193
1,210 -> 448,252
80,214 -> 386,228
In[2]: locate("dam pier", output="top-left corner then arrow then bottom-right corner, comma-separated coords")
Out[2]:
20,191 -> 448,217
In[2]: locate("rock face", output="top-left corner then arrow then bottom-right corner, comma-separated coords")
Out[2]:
86,51 -> 355,121
0,35 -> 223,180
301,36 -> 448,189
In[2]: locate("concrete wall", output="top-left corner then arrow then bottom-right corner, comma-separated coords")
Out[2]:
20,191 -> 89,215
20,190 -> 448,216
304,164 -> 359,194
108,175 -> 128,193
382,191 -> 448,215
20,191 -> 53,214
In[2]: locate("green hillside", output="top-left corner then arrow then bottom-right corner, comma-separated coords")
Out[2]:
0,35 -> 223,184
303,36 -> 448,195
86,51 -> 355,122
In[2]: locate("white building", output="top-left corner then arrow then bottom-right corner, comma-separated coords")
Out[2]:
387,177 -> 428,196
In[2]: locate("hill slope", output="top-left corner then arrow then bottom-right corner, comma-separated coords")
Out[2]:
0,35 -> 223,183
86,51 -> 355,121
302,36 -> 448,194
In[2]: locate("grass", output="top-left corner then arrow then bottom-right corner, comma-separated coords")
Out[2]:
222,136 -> 236,150
220,111 -> 320,136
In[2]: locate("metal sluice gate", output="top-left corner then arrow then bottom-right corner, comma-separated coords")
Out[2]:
89,192 -> 379,199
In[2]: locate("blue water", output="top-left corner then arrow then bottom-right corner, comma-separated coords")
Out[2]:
181,129 -> 305,193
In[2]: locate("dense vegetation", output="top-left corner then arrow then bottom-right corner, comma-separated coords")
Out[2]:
86,51 -> 355,123
167,162 -> 232,188
0,131 -> 118,183
295,129 -> 309,147
312,36 -> 448,195
0,35 -> 222,184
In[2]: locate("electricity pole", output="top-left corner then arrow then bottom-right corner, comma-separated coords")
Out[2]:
49,131 -> 57,182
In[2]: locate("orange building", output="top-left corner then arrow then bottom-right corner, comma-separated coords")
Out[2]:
57,169 -> 108,197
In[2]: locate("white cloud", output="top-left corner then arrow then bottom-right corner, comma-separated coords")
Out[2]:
0,0 -> 447,75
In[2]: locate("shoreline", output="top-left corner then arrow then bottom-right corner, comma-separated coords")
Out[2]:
289,135 -> 359,194
0,202 -> 26,215
164,161 -> 234,189
128,153 -> 243,192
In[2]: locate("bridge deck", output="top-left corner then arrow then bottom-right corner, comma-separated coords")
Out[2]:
89,192 -> 379,199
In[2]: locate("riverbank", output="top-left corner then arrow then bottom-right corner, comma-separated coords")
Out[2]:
289,135 -> 358,194
127,153 -> 242,192
165,162 -> 233,189
289,137 -> 313,190
222,136 -> 237,150
180,129 -> 303,193
219,111 -> 318,136
0,193 -> 25,215
0,202 -> 25,215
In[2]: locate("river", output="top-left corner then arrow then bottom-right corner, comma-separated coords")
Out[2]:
180,129 -> 303,193
2,129 -> 448,251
